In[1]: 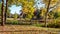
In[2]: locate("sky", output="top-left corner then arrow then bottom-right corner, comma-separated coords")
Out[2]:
0,0 -> 1,2
34,0 -> 45,9
9,5 -> 22,14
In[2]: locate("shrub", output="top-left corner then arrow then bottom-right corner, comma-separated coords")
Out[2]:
33,23 -> 60,28
47,23 -> 60,28
6,20 -> 19,25
6,20 -> 32,25
33,23 -> 45,27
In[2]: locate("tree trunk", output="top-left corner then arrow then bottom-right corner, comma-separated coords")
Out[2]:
5,0 -> 8,24
1,0 -> 5,26
45,0 -> 51,27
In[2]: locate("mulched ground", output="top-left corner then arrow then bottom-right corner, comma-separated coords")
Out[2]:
0,25 -> 60,34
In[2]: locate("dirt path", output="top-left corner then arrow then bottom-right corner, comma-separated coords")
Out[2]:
0,25 -> 60,34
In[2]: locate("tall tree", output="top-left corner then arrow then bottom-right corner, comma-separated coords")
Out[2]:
5,0 -> 8,23
43,0 -> 59,27
45,0 -> 51,27
1,0 -> 5,26
0,3 -> 2,15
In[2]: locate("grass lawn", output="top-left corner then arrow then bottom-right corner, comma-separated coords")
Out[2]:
0,25 -> 60,34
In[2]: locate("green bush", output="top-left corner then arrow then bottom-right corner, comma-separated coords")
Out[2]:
6,20 -> 19,25
33,23 -> 45,27
6,20 -> 32,25
33,23 -> 60,28
47,23 -> 60,28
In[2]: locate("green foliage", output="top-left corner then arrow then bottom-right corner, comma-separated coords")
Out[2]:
6,20 -> 19,25
6,9 -> 11,17
33,23 -> 60,28
48,11 -> 54,19
26,12 -> 34,19
13,12 -> 18,20
54,13 -> 58,19
6,20 -> 32,25
47,23 -> 60,28
33,23 -> 45,27
48,11 -> 60,19
54,12 -> 60,19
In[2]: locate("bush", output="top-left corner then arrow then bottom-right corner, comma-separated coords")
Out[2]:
33,23 -> 45,27
6,20 -> 32,25
6,20 -> 19,25
47,23 -> 60,28
33,23 -> 60,28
